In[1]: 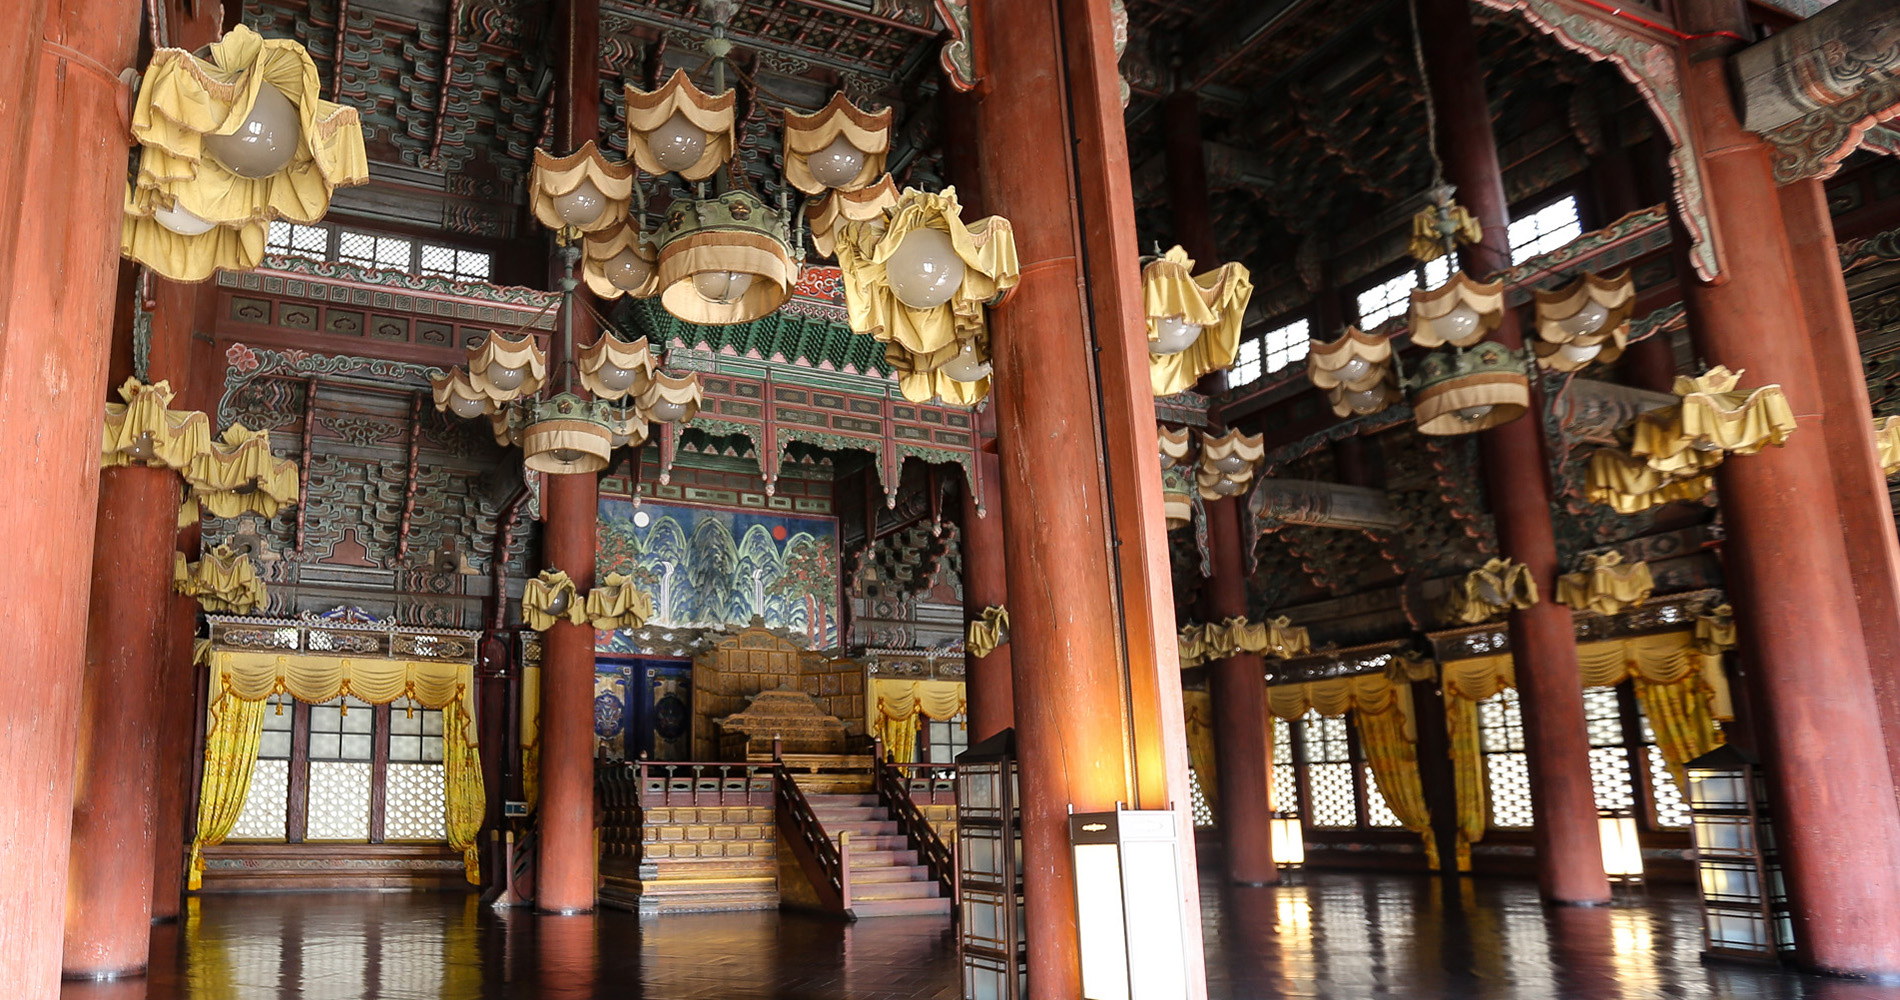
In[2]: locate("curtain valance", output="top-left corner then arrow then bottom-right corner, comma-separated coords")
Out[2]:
871,679 -> 967,763
1438,629 -> 1731,718
208,649 -> 477,734
1265,670 -> 1417,742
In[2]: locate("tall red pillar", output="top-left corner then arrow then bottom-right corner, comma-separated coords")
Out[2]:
960,448 -> 1015,743
0,0 -> 145,993
64,458 -> 178,978
1778,179 -> 1900,808
535,0 -> 602,916
1162,87 -> 1278,885
974,0 -> 1207,995
1672,2 -> 1900,973
1417,0 -> 1609,905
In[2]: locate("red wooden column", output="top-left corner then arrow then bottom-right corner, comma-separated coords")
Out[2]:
1778,178 -> 1900,805
973,0 -> 1210,993
1673,1 -> 1900,973
1417,0 -> 1608,905
148,277 -> 222,922
1163,88 -> 1277,885
0,0 -> 144,993
535,0 -> 603,916
960,447 -> 1015,743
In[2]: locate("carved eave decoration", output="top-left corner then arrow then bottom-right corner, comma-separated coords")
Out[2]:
174,543 -> 268,614
529,142 -> 634,235
123,25 -> 368,282
1532,271 -> 1635,372
835,186 -> 1020,406
187,425 -> 299,519
1878,416 -> 1900,477
1407,272 -> 1505,349
624,69 -> 737,182
783,93 -> 893,195
965,605 -> 1010,659
1143,246 -> 1255,397
522,570 -> 584,631
806,176 -> 899,258
585,573 -> 656,630
102,379 -> 212,471
581,223 -> 660,300
1555,551 -> 1655,616
1442,558 -> 1540,625
578,334 -> 656,402
467,332 -> 548,402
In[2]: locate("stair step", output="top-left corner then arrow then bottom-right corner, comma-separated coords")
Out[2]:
846,849 -> 918,867
850,880 -> 942,900
805,794 -> 879,807
830,821 -> 900,837
851,897 -> 953,918
848,864 -> 931,884
811,807 -> 885,822
833,834 -> 909,851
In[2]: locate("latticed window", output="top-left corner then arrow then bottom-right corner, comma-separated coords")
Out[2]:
266,221 -> 329,261
1508,195 -> 1583,263
338,230 -> 416,272
1231,338 -> 1263,386
922,714 -> 968,765
231,694 -> 294,840
226,695 -> 450,846
1584,686 -> 1638,814
419,243 -> 493,282
1272,716 -> 1298,815
1303,710 -> 1357,829
1479,688 -> 1535,829
1641,712 -> 1693,828
1188,768 -> 1215,829
1364,763 -> 1403,828
1355,257 -> 1453,328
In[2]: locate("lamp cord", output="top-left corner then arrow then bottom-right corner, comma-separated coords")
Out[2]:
1405,0 -> 1446,193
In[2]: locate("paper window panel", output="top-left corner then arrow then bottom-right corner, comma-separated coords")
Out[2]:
1188,768 -> 1215,829
1231,338 -> 1263,386
1487,751 -> 1535,829
1648,745 -> 1692,828
1306,712 -> 1351,763
1273,763 -> 1300,816
384,762 -> 448,841
1583,687 -> 1625,745
306,761 -> 373,841
1263,318 -> 1310,375
229,758 -> 290,840
1508,196 -> 1583,263
1478,689 -> 1525,752
1590,746 -> 1638,813
1309,762 -> 1356,828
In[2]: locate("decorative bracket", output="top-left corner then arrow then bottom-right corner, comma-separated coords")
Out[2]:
933,0 -> 977,92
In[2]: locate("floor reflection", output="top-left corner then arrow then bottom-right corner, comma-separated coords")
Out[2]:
62,871 -> 1900,999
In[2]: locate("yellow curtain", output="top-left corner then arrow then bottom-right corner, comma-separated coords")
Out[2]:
198,650 -> 486,884
1352,694 -> 1439,868
1635,674 -> 1725,792
1181,689 -> 1219,818
188,692 -> 267,889
521,663 -> 541,814
1444,695 -> 1484,872
870,679 -> 966,763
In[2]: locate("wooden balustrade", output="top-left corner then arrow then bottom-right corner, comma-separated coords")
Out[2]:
772,763 -> 853,915
872,747 -> 959,904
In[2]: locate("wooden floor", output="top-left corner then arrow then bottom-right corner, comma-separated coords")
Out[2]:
62,870 -> 1900,999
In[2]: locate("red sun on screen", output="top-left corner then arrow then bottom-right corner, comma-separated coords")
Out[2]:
771,525 -> 787,541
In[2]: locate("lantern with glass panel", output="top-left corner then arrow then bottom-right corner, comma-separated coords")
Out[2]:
1683,745 -> 1793,962
956,729 -> 1024,1000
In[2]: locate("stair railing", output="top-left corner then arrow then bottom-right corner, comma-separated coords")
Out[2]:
772,761 -> 853,916
871,738 -> 958,904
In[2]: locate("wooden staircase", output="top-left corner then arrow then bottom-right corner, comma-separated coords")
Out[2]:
805,792 -> 952,918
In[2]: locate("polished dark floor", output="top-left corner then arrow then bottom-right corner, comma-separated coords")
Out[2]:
63,870 -> 1900,999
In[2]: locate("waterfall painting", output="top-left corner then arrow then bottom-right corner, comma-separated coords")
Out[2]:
596,497 -> 842,650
